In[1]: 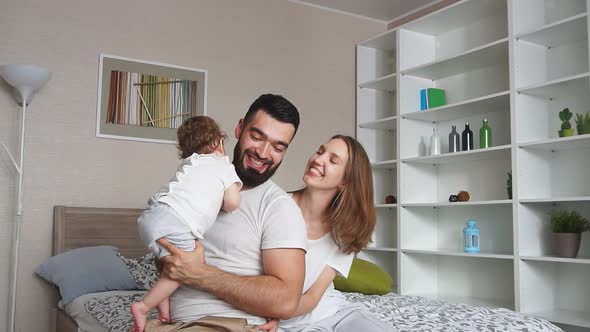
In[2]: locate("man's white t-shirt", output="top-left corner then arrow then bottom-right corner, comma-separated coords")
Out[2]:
280,232 -> 354,328
170,180 -> 307,324
153,153 -> 242,238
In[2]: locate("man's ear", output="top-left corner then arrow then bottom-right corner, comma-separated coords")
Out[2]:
235,119 -> 244,139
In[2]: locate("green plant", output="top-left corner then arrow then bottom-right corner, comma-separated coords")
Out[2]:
559,108 -> 573,131
549,209 -> 589,233
575,112 -> 590,134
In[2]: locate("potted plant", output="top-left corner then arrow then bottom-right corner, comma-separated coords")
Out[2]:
549,209 -> 589,258
575,112 -> 590,135
558,108 -> 574,137
506,172 -> 512,199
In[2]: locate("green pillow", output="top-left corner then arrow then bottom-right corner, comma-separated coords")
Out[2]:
333,257 -> 393,295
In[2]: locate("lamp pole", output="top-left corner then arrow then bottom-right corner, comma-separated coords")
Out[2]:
0,64 -> 50,332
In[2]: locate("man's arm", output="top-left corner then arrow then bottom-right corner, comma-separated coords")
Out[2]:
159,239 -> 305,319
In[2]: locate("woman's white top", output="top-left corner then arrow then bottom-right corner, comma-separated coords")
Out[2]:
280,230 -> 354,328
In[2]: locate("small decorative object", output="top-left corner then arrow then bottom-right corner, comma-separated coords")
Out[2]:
449,125 -> 460,153
549,209 -> 589,258
429,127 -> 441,156
463,220 -> 480,253
558,108 -> 574,137
385,195 -> 397,204
506,172 -> 512,199
457,191 -> 470,202
449,195 -> 459,202
427,88 -> 446,108
420,89 -> 428,111
575,112 -> 590,135
419,88 -> 446,110
461,122 -> 473,151
479,119 -> 492,148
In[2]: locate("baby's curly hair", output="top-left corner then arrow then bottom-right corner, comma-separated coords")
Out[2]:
177,116 -> 227,159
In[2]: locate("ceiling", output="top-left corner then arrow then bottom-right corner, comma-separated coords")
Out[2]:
290,0 -> 440,23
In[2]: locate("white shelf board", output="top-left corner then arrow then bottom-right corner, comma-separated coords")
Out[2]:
358,73 -> 397,92
365,247 -> 398,252
359,29 -> 396,51
371,160 -> 397,169
401,91 -> 510,123
518,134 -> 590,151
515,13 -> 588,47
519,196 -> 590,204
517,72 -> 590,98
402,200 -> 512,208
521,256 -> 590,265
401,39 -> 508,80
358,116 -> 397,130
401,145 -> 511,165
526,309 -> 590,328
402,249 -> 513,260
401,0 -> 506,36
375,204 -> 397,208
407,293 -> 513,309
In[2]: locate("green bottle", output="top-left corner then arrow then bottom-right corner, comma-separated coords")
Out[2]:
480,119 -> 492,148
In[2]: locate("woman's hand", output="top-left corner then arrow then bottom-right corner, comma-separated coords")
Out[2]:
258,318 -> 280,332
158,239 -> 206,284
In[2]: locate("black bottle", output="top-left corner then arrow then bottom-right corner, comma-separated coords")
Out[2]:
462,122 -> 473,151
449,125 -> 460,153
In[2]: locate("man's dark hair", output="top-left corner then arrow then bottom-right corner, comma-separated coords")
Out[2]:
243,94 -> 300,135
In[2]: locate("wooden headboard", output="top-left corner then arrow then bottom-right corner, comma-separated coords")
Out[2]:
52,206 -> 149,332
53,205 -> 148,258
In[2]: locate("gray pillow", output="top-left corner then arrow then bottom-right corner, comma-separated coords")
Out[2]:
34,246 -> 140,304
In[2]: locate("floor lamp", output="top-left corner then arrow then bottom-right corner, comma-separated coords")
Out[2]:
0,64 -> 51,332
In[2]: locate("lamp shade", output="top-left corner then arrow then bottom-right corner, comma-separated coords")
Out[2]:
0,64 -> 51,106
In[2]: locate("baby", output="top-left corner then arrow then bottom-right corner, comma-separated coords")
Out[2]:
131,116 -> 242,332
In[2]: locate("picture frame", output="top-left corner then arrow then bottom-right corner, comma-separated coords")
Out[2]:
95,53 -> 207,144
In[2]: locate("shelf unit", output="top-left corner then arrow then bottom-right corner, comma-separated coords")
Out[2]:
356,0 -> 590,329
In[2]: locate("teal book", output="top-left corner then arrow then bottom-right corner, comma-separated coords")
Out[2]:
427,88 -> 446,108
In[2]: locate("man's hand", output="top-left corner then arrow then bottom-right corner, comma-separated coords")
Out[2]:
258,318 -> 280,332
158,239 -> 205,284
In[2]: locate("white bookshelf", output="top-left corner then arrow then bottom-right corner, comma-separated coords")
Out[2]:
356,0 -> 590,329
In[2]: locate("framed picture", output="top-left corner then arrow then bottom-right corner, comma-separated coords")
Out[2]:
95,53 -> 207,144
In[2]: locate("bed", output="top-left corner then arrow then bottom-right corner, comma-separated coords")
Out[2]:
51,205 -> 563,332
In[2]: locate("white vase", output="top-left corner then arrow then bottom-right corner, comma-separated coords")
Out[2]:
429,127 -> 441,156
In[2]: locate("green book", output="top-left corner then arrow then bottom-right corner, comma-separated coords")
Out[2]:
427,88 -> 446,108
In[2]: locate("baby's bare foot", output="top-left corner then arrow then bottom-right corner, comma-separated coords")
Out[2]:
130,301 -> 149,332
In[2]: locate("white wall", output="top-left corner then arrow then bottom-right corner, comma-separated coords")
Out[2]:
0,1 -> 383,331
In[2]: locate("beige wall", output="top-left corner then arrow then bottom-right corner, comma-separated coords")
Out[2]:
0,0 -> 383,331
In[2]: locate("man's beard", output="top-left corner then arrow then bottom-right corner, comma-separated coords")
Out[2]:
233,140 -> 281,188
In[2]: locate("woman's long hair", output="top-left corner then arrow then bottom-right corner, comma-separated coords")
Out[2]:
325,135 -> 376,254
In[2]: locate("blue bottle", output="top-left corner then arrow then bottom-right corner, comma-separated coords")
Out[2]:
463,220 -> 480,253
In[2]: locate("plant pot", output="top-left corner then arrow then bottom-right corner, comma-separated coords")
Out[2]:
507,187 -> 512,199
552,233 -> 581,258
558,128 -> 575,137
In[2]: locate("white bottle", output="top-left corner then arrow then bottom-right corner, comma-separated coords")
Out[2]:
429,127 -> 441,156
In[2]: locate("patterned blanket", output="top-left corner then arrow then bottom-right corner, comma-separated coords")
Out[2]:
85,292 -> 562,332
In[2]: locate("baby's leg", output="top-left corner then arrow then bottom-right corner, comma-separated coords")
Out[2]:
131,274 -> 179,332
157,297 -> 170,322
